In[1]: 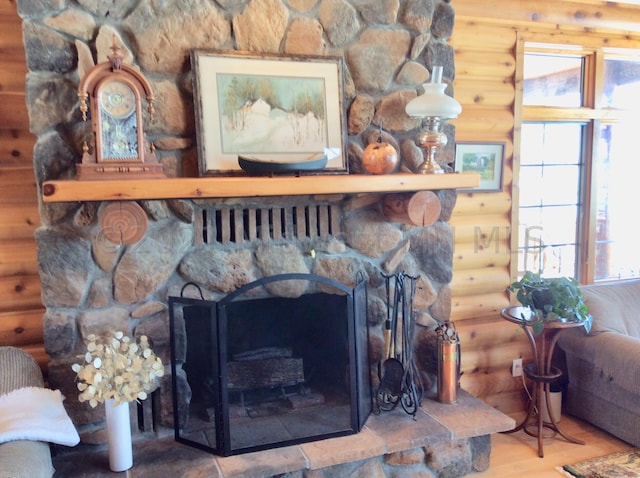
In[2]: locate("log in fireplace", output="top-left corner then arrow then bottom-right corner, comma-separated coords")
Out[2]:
168,273 -> 371,456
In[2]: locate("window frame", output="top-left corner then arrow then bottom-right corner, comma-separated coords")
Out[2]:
513,32 -> 640,284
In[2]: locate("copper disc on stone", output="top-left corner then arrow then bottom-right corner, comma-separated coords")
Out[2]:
99,201 -> 148,245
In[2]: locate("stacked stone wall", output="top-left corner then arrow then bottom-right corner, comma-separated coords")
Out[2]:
16,0 -> 465,470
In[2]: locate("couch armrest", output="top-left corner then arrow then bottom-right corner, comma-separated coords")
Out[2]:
558,329 -> 640,395
0,347 -> 44,395
0,347 -> 55,478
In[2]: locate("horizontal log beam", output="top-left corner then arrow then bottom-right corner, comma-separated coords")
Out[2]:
42,173 -> 480,202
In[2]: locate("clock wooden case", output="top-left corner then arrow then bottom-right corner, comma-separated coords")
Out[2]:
77,45 -> 165,180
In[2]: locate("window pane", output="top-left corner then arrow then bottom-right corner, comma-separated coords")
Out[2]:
521,123 -> 582,166
523,53 -> 584,107
518,123 -> 584,278
602,58 -> 640,109
520,165 -> 580,206
518,205 -> 579,277
519,205 -> 579,245
517,222 -> 577,277
594,123 -> 640,280
520,123 -> 582,206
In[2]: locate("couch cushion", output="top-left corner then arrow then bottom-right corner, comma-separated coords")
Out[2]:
582,280 -> 640,338
559,330 -> 640,396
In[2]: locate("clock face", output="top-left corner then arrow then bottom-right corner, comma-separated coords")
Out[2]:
99,80 -> 136,118
98,80 -> 140,160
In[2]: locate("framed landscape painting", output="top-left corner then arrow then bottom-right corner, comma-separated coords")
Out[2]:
454,142 -> 505,192
192,50 -> 348,176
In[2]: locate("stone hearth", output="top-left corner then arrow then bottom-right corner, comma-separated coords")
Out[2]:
51,390 -> 515,478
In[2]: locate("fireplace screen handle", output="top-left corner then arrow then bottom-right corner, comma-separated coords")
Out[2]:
180,282 -> 205,300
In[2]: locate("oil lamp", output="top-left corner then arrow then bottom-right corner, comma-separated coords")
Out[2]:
405,66 -> 462,174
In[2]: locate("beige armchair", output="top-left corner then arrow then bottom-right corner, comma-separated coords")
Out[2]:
0,347 -> 55,478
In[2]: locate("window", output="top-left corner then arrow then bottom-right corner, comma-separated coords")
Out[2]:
518,44 -> 640,282
518,122 -> 585,278
523,53 -> 584,107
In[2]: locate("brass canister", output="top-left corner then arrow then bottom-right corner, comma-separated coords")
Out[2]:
437,322 -> 460,404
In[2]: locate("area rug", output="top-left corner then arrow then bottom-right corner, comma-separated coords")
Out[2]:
557,449 -> 640,477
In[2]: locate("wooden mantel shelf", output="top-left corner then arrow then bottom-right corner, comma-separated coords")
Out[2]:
41,172 -> 480,203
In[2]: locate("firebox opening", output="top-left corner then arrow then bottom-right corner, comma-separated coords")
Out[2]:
169,274 -> 371,456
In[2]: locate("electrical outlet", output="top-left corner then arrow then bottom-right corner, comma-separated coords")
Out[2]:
512,358 -> 523,377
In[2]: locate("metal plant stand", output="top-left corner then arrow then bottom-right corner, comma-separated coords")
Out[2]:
501,306 -> 586,458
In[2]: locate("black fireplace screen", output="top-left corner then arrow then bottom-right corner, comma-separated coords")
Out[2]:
169,273 -> 371,456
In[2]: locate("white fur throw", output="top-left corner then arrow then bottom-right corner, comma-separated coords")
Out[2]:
0,387 -> 79,447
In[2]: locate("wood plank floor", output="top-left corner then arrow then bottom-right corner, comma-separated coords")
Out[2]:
473,413 -> 634,477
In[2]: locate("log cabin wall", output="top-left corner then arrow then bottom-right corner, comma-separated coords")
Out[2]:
451,0 -> 640,414
0,0 -> 45,368
2,0 -> 640,413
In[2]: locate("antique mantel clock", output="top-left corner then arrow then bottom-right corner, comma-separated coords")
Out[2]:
77,44 -> 164,180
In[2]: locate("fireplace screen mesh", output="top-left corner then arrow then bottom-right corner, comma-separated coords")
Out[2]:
169,273 -> 371,456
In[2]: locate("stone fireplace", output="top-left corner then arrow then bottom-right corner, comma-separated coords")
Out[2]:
17,0 -> 515,475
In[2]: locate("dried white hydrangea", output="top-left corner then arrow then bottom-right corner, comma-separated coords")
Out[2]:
71,331 -> 164,408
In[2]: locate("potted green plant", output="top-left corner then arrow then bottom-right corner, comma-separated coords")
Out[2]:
508,271 -> 593,335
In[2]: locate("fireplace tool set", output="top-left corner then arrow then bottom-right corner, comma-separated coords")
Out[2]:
376,272 -> 424,418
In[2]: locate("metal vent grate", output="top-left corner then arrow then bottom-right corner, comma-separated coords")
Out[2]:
197,204 -> 342,245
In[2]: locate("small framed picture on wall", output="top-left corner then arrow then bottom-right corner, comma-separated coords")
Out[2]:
454,142 -> 505,192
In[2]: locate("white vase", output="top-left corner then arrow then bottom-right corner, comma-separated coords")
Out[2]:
104,398 -> 133,472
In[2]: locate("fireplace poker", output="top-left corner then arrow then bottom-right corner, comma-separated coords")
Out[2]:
399,273 -> 423,418
376,272 -> 424,417
376,273 -> 404,412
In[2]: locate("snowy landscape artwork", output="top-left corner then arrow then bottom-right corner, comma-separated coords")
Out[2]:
193,52 -> 346,175
217,74 -> 327,154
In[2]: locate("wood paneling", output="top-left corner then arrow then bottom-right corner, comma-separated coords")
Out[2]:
454,50 -> 516,80
451,4 -> 527,415
451,0 -> 640,414
0,93 -> 30,130
0,15 -> 25,59
0,61 -> 27,93
0,167 -> 37,203
0,238 -> 38,275
451,267 -> 512,297
0,2 -> 44,366
0,274 -> 43,311
0,204 -> 39,240
452,192 -> 512,216
455,0 -> 640,34
452,21 -> 518,52
453,241 -> 511,270
0,129 -> 35,167
0,0 -> 17,16
450,214 -> 511,243
452,292 -> 509,321
0,309 -> 45,347
454,79 -> 516,109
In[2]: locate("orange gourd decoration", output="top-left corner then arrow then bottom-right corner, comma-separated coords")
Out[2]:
362,126 -> 398,175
